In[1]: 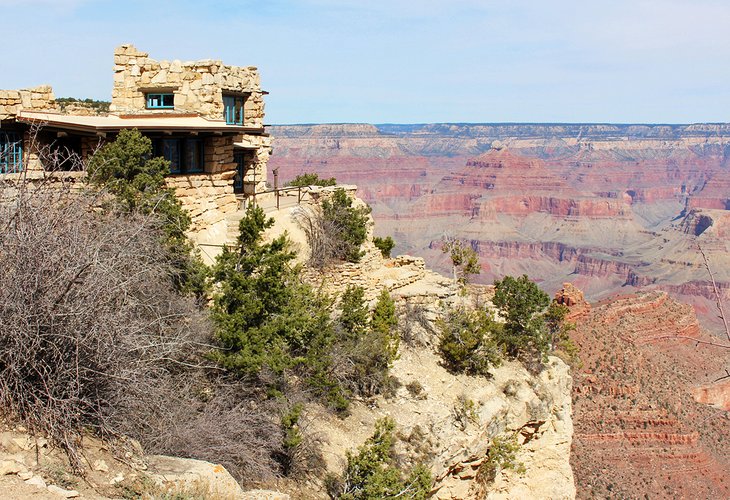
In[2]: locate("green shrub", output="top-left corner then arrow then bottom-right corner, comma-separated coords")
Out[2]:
370,288 -> 399,363
331,287 -> 400,398
477,435 -> 526,485
437,306 -> 502,376
442,237 -> 480,285
286,172 -> 337,187
373,236 -> 395,258
452,394 -> 480,430
210,205 -> 344,408
544,302 -> 581,367
321,188 -> 371,263
339,285 -> 369,340
328,418 -> 432,499
491,275 -> 550,362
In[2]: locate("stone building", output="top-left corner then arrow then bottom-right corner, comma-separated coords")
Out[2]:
0,44 -> 271,246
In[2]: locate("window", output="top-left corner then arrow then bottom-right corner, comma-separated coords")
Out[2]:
0,131 -> 23,174
153,137 -> 204,174
162,139 -> 181,173
146,93 -> 174,109
223,95 -> 245,125
184,139 -> 204,173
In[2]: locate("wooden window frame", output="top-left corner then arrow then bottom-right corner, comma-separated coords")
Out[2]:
146,93 -> 175,109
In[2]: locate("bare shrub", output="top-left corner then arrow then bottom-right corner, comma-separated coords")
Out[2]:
149,380 -> 285,484
398,300 -> 436,347
293,188 -> 370,268
293,204 -> 350,268
0,179 -> 209,469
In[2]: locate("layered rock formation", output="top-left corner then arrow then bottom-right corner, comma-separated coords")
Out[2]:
268,123 -> 730,334
565,289 -> 729,499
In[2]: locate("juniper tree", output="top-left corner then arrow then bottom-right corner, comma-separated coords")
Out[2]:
491,274 -> 551,361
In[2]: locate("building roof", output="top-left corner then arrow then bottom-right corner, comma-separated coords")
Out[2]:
17,110 -> 264,135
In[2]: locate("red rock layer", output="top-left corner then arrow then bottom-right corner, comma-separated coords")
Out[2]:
569,290 -> 730,499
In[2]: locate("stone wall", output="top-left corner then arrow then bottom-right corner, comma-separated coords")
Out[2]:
110,44 -> 265,127
235,134 -> 271,194
0,86 -> 56,120
165,169 -> 239,248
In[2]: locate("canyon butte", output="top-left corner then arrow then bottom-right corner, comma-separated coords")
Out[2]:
270,123 -> 730,498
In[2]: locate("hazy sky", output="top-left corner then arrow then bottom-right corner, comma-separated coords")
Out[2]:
3,0 -> 730,124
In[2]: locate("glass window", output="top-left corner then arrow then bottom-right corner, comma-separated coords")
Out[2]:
162,139 -> 181,173
223,95 -> 245,125
185,139 -> 204,173
153,137 -> 204,174
0,131 -> 23,174
146,93 -> 174,109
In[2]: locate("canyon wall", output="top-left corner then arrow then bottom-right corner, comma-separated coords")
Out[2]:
268,123 -> 730,334
566,289 -> 729,498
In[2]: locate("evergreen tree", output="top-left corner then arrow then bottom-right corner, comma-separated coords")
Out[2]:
339,285 -> 369,341
491,275 -> 550,361
438,306 -> 502,376
321,188 -> 371,263
330,417 -> 432,500
210,205 -> 349,408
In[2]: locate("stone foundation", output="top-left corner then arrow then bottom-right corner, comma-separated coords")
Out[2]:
166,170 -> 239,247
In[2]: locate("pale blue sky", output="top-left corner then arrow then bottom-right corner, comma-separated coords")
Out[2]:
3,0 -> 730,124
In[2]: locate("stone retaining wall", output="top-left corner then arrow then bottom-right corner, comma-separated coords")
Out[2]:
166,170 -> 239,247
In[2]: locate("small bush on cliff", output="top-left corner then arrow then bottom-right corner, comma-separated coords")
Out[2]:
296,187 -> 371,267
373,236 -> 395,258
491,274 -> 551,363
544,302 -> 581,367
326,417 -> 432,500
438,306 -> 502,376
476,434 -> 525,485
88,128 -> 208,299
286,172 -> 337,187
330,287 -> 400,398
442,237 -> 480,285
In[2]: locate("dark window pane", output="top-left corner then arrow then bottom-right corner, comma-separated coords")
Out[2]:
185,139 -> 204,173
163,139 -> 181,172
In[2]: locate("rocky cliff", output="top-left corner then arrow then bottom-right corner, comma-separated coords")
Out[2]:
262,191 -> 576,499
565,289 -> 730,499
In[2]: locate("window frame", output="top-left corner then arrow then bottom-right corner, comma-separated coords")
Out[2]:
223,94 -> 245,125
153,137 -> 205,175
0,131 -> 23,174
146,93 -> 175,110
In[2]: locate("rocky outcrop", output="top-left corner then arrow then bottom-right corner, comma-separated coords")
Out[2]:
554,283 -> 590,320
289,192 -> 576,499
0,424 -> 265,500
